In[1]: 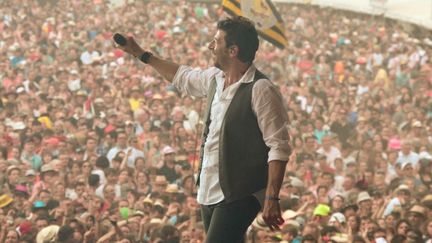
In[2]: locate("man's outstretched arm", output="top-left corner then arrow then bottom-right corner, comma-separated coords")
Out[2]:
116,35 -> 179,82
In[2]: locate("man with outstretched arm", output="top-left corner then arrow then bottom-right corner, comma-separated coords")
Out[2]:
116,16 -> 291,243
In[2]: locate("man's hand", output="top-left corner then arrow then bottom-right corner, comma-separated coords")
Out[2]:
83,227 -> 95,242
264,160 -> 287,231
262,200 -> 284,231
113,34 -> 144,58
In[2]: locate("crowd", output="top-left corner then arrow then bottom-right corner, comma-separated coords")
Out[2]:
0,0 -> 431,242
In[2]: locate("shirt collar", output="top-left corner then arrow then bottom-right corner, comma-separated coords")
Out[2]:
217,64 -> 257,84
239,64 -> 256,84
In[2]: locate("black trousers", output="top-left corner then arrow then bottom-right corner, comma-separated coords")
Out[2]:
201,195 -> 261,243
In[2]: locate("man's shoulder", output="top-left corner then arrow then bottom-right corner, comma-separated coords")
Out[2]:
252,76 -> 277,92
108,146 -> 119,152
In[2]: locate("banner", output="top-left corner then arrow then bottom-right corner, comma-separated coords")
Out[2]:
222,0 -> 287,49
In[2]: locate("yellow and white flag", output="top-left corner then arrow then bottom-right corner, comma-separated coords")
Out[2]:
222,0 -> 287,49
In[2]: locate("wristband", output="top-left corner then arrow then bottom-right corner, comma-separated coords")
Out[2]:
139,51 -> 153,64
265,195 -> 280,201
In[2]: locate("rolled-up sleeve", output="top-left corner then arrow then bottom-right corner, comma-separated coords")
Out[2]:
172,65 -> 220,97
252,79 -> 291,162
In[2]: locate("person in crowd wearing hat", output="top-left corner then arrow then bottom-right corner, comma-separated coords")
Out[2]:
158,146 -> 180,183
312,204 -> 331,227
400,162 -> 422,187
5,166 -> 21,193
12,184 -> 29,212
30,163 -> 58,202
356,191 -> 372,218
406,204 -> 426,230
117,15 -> 291,242
383,184 -> 411,217
328,212 -> 346,232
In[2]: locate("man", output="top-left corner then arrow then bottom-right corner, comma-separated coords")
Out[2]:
356,191 -> 372,217
158,146 -> 181,183
20,138 -> 42,171
316,135 -> 341,169
406,204 -> 426,230
396,140 -> 419,168
400,162 -> 422,186
106,130 -> 144,168
117,16 -> 291,242
82,137 -> 99,161
383,184 -> 411,217
330,108 -> 353,146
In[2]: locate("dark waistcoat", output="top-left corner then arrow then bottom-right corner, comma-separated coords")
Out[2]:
198,69 -> 270,203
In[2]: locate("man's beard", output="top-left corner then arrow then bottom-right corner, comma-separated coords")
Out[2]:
212,55 -> 221,69
214,61 -> 222,69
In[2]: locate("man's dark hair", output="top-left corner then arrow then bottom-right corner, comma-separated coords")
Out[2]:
96,156 -> 110,169
75,181 -> 86,188
217,16 -> 259,63
391,234 -> 406,243
88,174 -> 100,187
35,216 -> 49,222
57,225 -> 74,242
105,168 -> 118,177
302,234 -> 317,243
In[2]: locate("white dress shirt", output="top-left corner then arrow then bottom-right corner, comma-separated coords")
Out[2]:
173,64 -> 291,205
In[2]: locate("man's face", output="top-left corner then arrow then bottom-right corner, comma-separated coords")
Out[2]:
407,212 -> 423,226
86,139 -> 96,150
36,219 -> 48,231
403,165 -> 414,177
181,230 -> 191,243
40,191 -> 51,202
322,137 -> 331,148
322,175 -> 333,186
208,30 -> 230,70
117,133 -> 127,147
24,142 -> 34,152
8,169 -> 20,184
401,143 -> 411,154
5,230 -> 18,243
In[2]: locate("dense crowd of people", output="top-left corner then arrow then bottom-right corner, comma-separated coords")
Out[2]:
0,0 -> 431,242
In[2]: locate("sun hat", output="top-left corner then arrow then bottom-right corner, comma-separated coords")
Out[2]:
165,184 -> 182,194
357,191 -> 372,204
36,225 -> 60,243
0,194 -> 13,208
